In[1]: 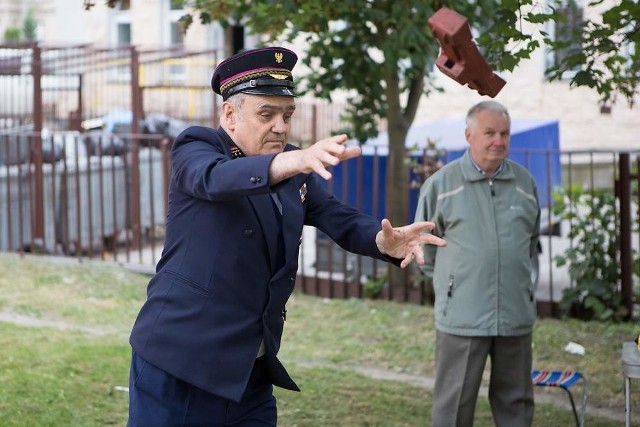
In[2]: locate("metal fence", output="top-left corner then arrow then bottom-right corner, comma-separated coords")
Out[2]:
1,128 -> 637,318
294,148 -> 640,318
1,42 -> 638,318
0,129 -> 170,264
0,42 -> 356,144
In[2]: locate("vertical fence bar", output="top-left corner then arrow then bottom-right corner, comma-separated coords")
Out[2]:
31,44 -> 45,245
617,153 -> 633,319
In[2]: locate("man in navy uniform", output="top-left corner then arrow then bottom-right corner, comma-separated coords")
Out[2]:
127,46 -> 446,426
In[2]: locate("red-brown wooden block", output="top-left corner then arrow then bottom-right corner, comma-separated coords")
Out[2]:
427,7 -> 506,97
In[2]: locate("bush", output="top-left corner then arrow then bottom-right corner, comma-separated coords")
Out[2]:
553,185 -> 637,321
3,27 -> 21,42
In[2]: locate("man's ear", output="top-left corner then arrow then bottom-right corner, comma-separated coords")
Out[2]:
222,102 -> 235,130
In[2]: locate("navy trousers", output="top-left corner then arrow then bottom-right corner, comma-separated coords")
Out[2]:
127,351 -> 277,427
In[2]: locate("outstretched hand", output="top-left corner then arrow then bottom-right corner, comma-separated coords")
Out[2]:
299,134 -> 361,180
269,134 -> 361,184
375,218 -> 446,268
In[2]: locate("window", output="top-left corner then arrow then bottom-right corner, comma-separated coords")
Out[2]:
170,22 -> 184,45
111,23 -> 131,82
166,1 -> 186,82
117,23 -> 131,45
545,0 -> 584,78
118,0 -> 131,10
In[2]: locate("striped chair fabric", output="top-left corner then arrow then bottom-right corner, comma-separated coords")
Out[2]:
531,370 -> 587,427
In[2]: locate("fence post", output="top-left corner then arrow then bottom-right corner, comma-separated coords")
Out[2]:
130,46 -> 141,135
129,46 -> 142,249
31,42 -> 45,248
617,153 -> 633,320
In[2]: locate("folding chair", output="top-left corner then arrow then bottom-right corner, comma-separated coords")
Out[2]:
531,370 -> 588,427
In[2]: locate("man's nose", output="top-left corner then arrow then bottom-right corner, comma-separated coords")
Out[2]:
272,116 -> 287,133
493,134 -> 508,146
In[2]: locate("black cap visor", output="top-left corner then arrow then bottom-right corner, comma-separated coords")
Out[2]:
224,78 -> 296,99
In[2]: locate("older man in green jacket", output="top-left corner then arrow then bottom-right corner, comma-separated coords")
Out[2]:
415,100 -> 540,427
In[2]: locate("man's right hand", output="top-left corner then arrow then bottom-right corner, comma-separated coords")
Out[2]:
270,134 -> 361,184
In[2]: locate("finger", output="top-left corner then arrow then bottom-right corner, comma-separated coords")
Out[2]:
422,234 -> 446,247
400,252 -> 413,269
332,133 -> 349,145
318,134 -> 348,151
380,218 -> 393,236
410,221 -> 436,232
314,162 -> 333,180
340,146 -> 362,161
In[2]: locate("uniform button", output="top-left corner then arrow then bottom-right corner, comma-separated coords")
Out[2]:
289,277 -> 295,284
244,229 -> 254,237
250,176 -> 261,184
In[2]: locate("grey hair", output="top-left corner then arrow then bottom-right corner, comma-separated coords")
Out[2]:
465,100 -> 510,129
223,92 -> 247,120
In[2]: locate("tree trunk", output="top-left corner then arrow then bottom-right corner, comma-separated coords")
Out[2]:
385,116 -> 411,295
382,65 -> 424,297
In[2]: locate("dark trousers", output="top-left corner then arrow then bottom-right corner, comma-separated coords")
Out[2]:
432,331 -> 534,427
127,351 -> 277,427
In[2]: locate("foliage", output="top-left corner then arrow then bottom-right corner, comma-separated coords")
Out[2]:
3,27 -> 21,42
363,276 -> 386,299
408,139 -> 445,190
22,8 -> 37,41
552,186 -> 635,321
92,0 -> 640,108
2,7 -> 38,42
476,0 -> 640,108
162,0 -> 640,109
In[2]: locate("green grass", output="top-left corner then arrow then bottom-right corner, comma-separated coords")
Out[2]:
0,325 -> 130,427
0,252 -> 635,426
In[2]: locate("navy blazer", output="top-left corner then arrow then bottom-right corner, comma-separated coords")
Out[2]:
129,126 -> 399,402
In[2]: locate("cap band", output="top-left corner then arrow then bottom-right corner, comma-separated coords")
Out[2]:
225,78 -> 295,99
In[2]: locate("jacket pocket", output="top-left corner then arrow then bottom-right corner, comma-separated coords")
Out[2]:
165,270 -> 213,297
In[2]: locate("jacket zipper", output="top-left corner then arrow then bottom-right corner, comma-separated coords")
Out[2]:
444,274 -> 454,316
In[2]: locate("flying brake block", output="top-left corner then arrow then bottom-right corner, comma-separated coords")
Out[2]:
427,7 -> 506,98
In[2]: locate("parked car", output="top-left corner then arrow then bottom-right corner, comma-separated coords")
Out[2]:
0,125 -> 73,166
80,110 -> 189,155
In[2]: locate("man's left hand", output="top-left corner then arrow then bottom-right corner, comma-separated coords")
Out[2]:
375,218 -> 446,268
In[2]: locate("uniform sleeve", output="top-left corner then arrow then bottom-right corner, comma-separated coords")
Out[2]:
302,172 -> 401,265
170,127 -> 276,201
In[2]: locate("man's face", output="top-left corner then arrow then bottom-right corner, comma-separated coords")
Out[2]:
226,94 -> 296,156
464,109 -> 510,172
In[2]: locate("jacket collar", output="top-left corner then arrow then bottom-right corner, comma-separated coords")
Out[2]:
460,149 -> 515,182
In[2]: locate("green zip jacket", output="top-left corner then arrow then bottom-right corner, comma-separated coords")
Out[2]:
415,149 -> 540,336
